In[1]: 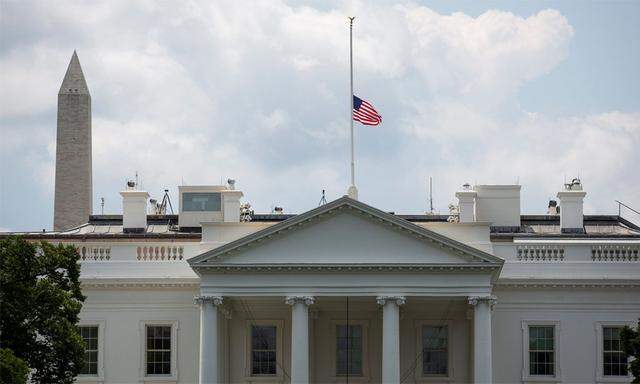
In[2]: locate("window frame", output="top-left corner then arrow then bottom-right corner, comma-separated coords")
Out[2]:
595,321 -> 634,383
521,320 -> 561,383
414,320 -> 454,382
138,320 -> 178,382
244,319 -> 284,380
76,320 -> 105,383
329,319 -> 370,383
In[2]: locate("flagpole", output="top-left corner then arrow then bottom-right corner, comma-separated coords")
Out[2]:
347,16 -> 358,200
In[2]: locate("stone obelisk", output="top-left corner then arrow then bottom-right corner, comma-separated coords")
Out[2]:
53,51 -> 92,230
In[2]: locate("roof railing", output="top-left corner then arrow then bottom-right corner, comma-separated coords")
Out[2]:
616,200 -> 640,225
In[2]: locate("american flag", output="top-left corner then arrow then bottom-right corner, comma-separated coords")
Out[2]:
353,95 -> 382,126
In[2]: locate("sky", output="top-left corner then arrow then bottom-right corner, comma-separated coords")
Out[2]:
1,0 -> 639,231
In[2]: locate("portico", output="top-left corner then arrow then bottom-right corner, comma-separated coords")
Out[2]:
189,197 -> 503,383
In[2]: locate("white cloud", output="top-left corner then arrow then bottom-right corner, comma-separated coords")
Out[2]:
0,1 -> 638,231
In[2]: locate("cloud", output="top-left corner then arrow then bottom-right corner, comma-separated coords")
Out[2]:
0,1 -> 638,231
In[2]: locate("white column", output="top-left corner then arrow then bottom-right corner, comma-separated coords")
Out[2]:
468,296 -> 497,384
195,295 -> 223,384
285,296 -> 315,384
377,296 -> 406,384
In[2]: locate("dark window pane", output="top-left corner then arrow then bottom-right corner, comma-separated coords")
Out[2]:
182,192 -> 221,211
336,325 -> 363,375
251,326 -> 277,375
603,327 -> 628,377
529,326 -> 555,376
422,326 -> 448,375
145,326 -> 172,375
78,326 -> 99,375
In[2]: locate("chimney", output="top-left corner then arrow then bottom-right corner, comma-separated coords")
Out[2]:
120,183 -> 149,232
474,185 -> 521,229
222,189 -> 243,222
455,183 -> 477,223
557,178 -> 586,233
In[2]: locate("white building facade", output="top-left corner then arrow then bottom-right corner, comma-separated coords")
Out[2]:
4,181 -> 639,384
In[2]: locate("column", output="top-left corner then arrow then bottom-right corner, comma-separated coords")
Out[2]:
285,296 -> 315,384
376,296 -> 406,384
195,295 -> 223,384
468,296 -> 497,384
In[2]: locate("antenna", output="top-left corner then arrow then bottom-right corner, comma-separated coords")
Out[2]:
318,189 -> 327,206
430,177 -> 434,214
135,171 -> 139,188
100,197 -> 105,215
160,189 -> 174,214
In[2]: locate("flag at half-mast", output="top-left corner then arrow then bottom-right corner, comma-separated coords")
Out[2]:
352,95 -> 382,126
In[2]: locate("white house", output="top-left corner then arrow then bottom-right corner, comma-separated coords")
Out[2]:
4,179 -> 639,384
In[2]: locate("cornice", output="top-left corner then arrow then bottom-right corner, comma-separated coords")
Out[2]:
81,280 -> 199,289
495,280 -> 640,288
194,263 -> 501,273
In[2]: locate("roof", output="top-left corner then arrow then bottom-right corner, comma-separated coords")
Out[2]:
2,210 -> 638,240
189,196 -> 504,268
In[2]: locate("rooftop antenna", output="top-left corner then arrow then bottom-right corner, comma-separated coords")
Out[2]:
161,189 -> 174,214
100,197 -> 105,215
318,189 -> 327,206
135,171 -> 139,188
428,177 -> 434,214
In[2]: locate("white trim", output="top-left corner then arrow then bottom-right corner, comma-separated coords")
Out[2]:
329,319 -> 371,383
521,320 -> 562,383
243,319 -> 285,382
138,320 -> 179,383
595,321 -> 634,383
76,320 -> 105,384
414,319 -> 455,383
514,239 -> 640,244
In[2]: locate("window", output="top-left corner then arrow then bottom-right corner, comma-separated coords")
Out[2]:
251,325 -> 277,375
182,192 -> 221,211
244,320 -> 283,379
522,321 -> 561,382
529,326 -> 555,376
336,324 -> 363,376
79,326 -> 98,375
146,325 -> 172,375
603,327 -> 628,377
422,325 -> 448,376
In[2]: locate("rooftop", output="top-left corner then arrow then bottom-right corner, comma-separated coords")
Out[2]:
3,213 -> 639,240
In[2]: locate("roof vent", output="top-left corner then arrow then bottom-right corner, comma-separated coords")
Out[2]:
547,200 -> 559,215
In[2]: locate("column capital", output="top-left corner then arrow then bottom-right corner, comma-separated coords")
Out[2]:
194,295 -> 224,306
285,295 -> 315,306
468,295 -> 497,309
376,295 -> 406,306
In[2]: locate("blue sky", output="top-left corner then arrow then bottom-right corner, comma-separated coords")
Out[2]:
1,0 -> 639,231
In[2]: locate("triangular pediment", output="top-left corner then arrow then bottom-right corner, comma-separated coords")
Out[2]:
189,197 -> 503,269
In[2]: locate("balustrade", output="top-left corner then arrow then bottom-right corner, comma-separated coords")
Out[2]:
516,245 -> 565,262
591,244 -> 639,262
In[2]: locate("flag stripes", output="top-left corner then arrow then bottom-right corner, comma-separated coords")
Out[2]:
353,95 -> 382,126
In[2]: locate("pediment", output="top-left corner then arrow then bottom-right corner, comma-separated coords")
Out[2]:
189,197 -> 503,269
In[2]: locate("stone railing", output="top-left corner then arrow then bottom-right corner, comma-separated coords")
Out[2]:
78,245 -> 111,261
73,243 -> 186,262
136,245 -> 184,261
516,245 -> 565,262
591,245 -> 640,262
